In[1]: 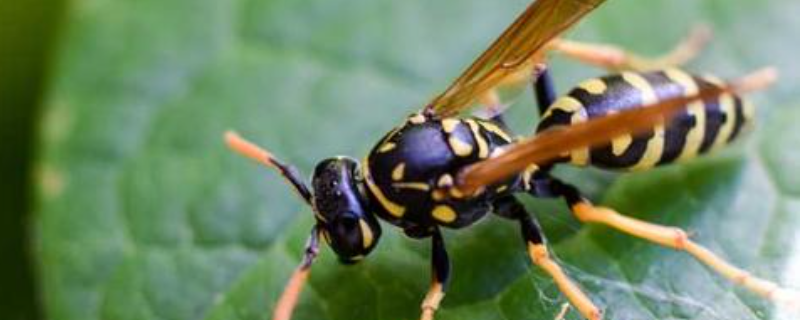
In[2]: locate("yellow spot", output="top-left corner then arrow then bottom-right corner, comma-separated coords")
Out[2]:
359,219 -> 374,249
432,206 -> 457,223
543,96 -> 585,119
711,94 -> 737,150
449,136 -> 473,157
363,157 -> 405,218
579,78 -> 608,95
496,185 -> 508,193
442,119 -> 460,133
392,182 -> 430,191
665,68 -> 705,162
611,134 -> 632,156
408,113 -> 426,124
479,121 -> 513,142
466,120 -> 489,158
378,142 -> 396,153
391,163 -> 406,181
437,174 -> 454,187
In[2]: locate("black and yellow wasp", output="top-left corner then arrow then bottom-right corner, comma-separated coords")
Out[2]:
225,0 -> 794,319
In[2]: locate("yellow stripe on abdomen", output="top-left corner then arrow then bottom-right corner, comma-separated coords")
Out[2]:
665,68 -> 706,163
622,72 -> 664,171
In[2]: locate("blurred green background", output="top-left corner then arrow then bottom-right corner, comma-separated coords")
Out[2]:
4,0 -> 800,320
0,1 -> 63,320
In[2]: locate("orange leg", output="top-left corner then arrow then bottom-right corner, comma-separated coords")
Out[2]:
272,229 -> 320,320
495,196 -> 602,320
551,25 -> 712,71
570,201 -> 800,307
529,244 -> 602,320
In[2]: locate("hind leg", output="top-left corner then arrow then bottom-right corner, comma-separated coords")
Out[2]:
552,25 -> 712,72
540,177 -> 800,307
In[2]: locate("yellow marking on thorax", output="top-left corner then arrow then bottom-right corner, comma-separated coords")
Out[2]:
437,174 -> 454,187
665,68 -> 705,162
442,119 -> 460,133
392,163 -> 406,181
392,182 -> 430,191
712,94 -> 737,150
449,136 -> 473,157
363,157 -> 405,218
623,72 -> 664,171
478,121 -> 513,142
495,185 -> 508,193
578,78 -> 608,95
432,205 -> 457,223
359,219 -> 374,249
465,119 -> 489,158
378,142 -> 396,153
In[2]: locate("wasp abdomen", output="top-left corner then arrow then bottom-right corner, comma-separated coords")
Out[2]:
537,69 -> 755,171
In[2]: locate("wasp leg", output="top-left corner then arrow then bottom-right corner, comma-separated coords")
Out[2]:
419,229 -> 451,320
551,25 -> 712,72
494,196 -> 603,320
546,178 -> 800,307
272,228 -> 320,320
534,67 -> 557,116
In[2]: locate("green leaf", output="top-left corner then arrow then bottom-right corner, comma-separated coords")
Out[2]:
35,0 -> 800,320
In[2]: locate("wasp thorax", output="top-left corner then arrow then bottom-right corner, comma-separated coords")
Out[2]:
312,157 -> 382,263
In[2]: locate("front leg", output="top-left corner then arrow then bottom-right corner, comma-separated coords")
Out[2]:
420,229 -> 451,320
272,227 -> 320,320
494,196 -> 602,320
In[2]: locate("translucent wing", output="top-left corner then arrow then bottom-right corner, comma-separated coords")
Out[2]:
426,0 -> 607,117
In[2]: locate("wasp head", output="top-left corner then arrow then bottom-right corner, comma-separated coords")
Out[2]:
312,157 -> 382,263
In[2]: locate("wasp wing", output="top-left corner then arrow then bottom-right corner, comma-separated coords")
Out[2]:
426,0 -> 607,117
454,85 -> 731,194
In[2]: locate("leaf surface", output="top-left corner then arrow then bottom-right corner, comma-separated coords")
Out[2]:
36,0 -> 800,320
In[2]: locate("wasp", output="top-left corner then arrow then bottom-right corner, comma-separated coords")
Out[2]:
225,0 -> 795,319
